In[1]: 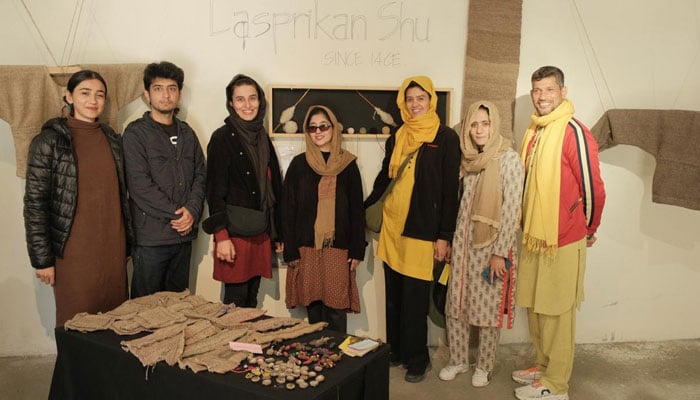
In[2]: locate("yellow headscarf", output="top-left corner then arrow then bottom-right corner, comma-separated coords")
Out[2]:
460,100 -> 514,248
519,99 -> 574,255
389,76 -> 441,178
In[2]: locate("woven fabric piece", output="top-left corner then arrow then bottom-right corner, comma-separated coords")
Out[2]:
111,318 -> 147,336
242,321 -> 327,346
181,327 -> 249,358
0,64 -> 145,177
250,317 -> 301,332
184,320 -> 220,346
211,307 -> 267,328
182,294 -> 210,307
178,349 -> 217,373
132,290 -> 191,307
591,109 -> 700,211
125,329 -> 185,367
461,0 -> 522,137
181,349 -> 250,374
64,312 -> 114,332
121,323 -> 188,351
134,306 -> 188,329
184,302 -> 226,320
65,292 -> 323,374
106,300 -> 151,320
166,302 -> 195,314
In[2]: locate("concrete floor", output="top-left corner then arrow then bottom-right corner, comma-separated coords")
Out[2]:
2,340 -> 699,399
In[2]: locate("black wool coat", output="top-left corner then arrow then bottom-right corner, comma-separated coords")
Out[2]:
205,119 -> 283,241
364,124 -> 461,242
281,154 -> 366,262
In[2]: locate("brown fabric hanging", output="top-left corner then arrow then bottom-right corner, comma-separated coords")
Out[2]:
0,64 -> 145,177
460,0 -> 522,139
591,109 -> 700,211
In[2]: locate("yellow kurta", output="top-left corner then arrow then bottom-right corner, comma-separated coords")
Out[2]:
377,156 -> 434,281
516,238 -> 587,315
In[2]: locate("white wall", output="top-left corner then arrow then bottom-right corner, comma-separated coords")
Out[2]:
0,0 -> 468,355
512,0 -> 700,344
1,0 -> 699,356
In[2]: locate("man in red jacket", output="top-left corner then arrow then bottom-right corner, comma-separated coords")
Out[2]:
512,66 -> 606,400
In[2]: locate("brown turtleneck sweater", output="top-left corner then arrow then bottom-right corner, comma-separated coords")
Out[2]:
53,117 -> 127,327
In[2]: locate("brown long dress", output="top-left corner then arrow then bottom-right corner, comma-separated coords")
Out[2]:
53,117 -> 127,326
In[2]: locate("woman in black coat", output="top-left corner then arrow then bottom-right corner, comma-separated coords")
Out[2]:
204,74 -> 283,307
282,105 -> 365,333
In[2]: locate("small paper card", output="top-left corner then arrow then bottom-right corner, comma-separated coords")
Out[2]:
229,341 -> 263,354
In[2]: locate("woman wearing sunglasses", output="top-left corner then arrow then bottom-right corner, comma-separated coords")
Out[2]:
281,105 -> 366,333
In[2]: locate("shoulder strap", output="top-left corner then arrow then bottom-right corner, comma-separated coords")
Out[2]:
379,150 -> 416,201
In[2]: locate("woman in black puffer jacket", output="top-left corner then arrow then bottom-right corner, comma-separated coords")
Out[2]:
24,70 -> 132,327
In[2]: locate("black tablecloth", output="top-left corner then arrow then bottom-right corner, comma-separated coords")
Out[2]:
49,327 -> 389,400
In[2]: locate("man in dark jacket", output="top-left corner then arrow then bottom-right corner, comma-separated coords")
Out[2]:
123,61 -> 206,298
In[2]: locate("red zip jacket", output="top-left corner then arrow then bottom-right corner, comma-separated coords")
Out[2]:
526,117 -> 606,247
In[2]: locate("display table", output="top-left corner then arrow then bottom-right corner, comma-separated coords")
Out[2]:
49,327 -> 389,400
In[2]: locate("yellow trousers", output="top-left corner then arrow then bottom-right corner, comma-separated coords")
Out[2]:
527,306 -> 576,393
519,238 -> 587,394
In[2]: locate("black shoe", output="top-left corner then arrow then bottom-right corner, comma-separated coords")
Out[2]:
404,363 -> 431,383
389,352 -> 402,367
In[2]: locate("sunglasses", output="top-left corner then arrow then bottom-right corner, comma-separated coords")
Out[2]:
306,123 -> 332,133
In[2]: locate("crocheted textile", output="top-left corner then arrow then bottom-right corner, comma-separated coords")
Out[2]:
250,317 -> 301,332
134,306 -> 188,329
64,312 -> 114,332
210,307 -> 267,329
64,291 -> 316,375
181,328 -> 249,358
240,321 -> 328,347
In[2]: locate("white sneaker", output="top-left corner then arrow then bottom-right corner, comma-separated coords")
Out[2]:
438,363 -> 469,381
515,382 -> 569,400
512,366 -> 542,384
471,367 -> 490,387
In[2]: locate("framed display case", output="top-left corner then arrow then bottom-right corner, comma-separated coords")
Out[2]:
267,85 -> 452,138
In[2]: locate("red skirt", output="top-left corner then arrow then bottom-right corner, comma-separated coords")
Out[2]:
212,232 -> 273,283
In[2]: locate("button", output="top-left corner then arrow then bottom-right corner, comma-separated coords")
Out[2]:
252,191 -> 256,195
246,171 -> 250,175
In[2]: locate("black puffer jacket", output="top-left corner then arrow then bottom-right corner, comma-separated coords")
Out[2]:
23,118 -> 133,269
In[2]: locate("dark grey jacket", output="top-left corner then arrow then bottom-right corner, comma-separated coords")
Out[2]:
24,118 -> 133,268
123,112 -> 206,246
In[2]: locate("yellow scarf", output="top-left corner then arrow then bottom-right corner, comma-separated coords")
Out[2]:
389,76 -> 440,178
519,99 -> 574,255
303,105 -> 357,249
460,100 -> 513,248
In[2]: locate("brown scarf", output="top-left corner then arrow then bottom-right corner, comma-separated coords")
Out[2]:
224,75 -> 273,213
303,105 -> 357,249
460,100 -> 513,248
